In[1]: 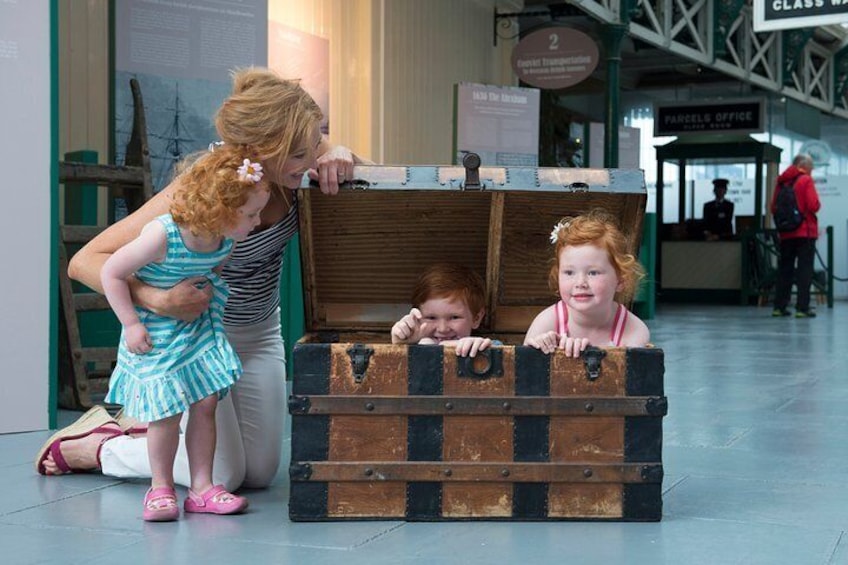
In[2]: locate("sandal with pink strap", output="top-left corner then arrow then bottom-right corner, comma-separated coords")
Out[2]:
184,484 -> 248,515
35,405 -> 123,475
143,486 -> 180,522
113,408 -> 149,436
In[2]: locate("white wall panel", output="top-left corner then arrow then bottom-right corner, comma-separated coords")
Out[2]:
0,0 -> 52,432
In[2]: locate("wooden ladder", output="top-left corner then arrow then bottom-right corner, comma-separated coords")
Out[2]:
57,78 -> 153,409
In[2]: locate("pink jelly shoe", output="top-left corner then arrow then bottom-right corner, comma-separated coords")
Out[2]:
184,484 -> 248,515
143,486 -> 180,522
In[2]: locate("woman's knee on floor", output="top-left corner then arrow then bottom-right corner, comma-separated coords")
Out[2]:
213,456 -> 246,492
241,444 -> 282,488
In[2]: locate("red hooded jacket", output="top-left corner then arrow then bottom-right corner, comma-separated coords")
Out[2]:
770,165 -> 821,240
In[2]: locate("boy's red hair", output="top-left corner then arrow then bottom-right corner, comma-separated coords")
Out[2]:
411,263 -> 486,317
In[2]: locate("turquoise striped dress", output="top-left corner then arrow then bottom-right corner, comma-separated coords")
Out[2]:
105,214 -> 242,422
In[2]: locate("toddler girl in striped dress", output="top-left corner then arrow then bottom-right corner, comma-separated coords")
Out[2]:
101,145 -> 269,521
524,209 -> 651,356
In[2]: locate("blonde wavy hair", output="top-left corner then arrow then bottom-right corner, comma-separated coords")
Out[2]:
215,67 -> 324,168
548,209 -> 645,303
171,144 -> 268,237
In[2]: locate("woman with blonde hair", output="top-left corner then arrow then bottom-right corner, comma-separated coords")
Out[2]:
36,67 -> 364,491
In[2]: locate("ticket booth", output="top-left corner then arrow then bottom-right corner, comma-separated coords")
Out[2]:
654,134 -> 782,301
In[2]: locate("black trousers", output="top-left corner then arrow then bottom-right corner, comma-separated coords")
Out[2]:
774,237 -> 817,312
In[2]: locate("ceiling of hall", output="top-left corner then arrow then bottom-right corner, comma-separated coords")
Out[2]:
513,0 -> 848,104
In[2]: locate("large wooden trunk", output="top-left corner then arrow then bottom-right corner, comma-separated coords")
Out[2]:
288,160 -> 666,521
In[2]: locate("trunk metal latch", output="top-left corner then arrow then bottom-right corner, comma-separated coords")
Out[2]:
457,348 -> 504,379
347,343 -> 374,383
461,152 -> 482,190
581,346 -> 607,381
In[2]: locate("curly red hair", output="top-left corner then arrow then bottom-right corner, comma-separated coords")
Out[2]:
548,209 -> 645,303
171,145 -> 269,237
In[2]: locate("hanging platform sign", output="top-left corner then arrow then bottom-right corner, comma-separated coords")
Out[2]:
654,99 -> 765,136
752,0 -> 848,32
511,26 -> 599,90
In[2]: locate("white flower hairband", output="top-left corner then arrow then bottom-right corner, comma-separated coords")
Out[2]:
549,220 -> 571,244
237,159 -> 264,183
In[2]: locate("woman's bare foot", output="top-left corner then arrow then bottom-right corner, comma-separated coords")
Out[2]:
40,422 -> 123,475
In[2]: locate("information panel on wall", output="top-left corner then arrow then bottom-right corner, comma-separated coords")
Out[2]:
114,0 -> 268,193
454,83 -> 540,166
268,22 -> 329,134
588,123 -> 641,169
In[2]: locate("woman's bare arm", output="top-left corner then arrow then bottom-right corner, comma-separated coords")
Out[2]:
68,181 -> 212,321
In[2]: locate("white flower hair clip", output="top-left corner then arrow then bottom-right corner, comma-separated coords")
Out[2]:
237,159 -> 264,183
549,220 -> 570,244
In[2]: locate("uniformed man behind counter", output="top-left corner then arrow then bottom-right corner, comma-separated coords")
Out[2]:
703,178 -> 734,240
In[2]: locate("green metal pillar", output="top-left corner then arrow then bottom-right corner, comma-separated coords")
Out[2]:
634,213 -> 656,320
63,150 -> 98,225
603,24 -> 627,168
826,225 -> 834,308
279,233 -> 305,379
754,156 -> 764,229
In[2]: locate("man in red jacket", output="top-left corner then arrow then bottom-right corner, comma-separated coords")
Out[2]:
770,153 -> 821,318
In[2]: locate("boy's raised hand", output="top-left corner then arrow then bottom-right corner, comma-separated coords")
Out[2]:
391,308 -> 430,344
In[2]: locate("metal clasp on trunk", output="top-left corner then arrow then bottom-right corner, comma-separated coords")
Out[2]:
461,152 -> 482,190
289,463 -> 312,480
347,343 -> 374,383
581,346 -> 606,381
457,348 -> 504,379
287,395 -> 311,415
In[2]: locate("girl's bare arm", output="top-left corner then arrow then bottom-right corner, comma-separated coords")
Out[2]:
68,181 -> 212,321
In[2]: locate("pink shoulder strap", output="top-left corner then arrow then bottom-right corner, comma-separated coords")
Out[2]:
555,300 -> 568,336
610,304 -> 628,346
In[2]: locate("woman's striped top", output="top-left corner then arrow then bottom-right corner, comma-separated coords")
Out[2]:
220,193 -> 299,326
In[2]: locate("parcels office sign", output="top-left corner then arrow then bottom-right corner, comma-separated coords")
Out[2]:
654,100 -> 765,136
752,0 -> 848,32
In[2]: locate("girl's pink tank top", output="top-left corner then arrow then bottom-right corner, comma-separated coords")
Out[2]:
554,301 -> 628,346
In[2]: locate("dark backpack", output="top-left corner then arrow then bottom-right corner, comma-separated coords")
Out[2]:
773,178 -> 804,233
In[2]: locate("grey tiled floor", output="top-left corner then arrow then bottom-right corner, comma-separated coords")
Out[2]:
4,303 -> 848,564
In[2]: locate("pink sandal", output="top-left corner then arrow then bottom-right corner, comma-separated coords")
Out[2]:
143,486 -> 180,522
184,484 -> 248,515
35,406 -> 123,475
114,408 -> 148,436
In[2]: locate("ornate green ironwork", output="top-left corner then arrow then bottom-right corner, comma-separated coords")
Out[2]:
713,0 -> 744,57
833,46 -> 848,105
782,29 -> 814,87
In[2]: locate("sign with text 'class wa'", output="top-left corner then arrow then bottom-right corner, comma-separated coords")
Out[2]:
654,99 -> 765,136
752,0 -> 848,32
511,26 -> 599,90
